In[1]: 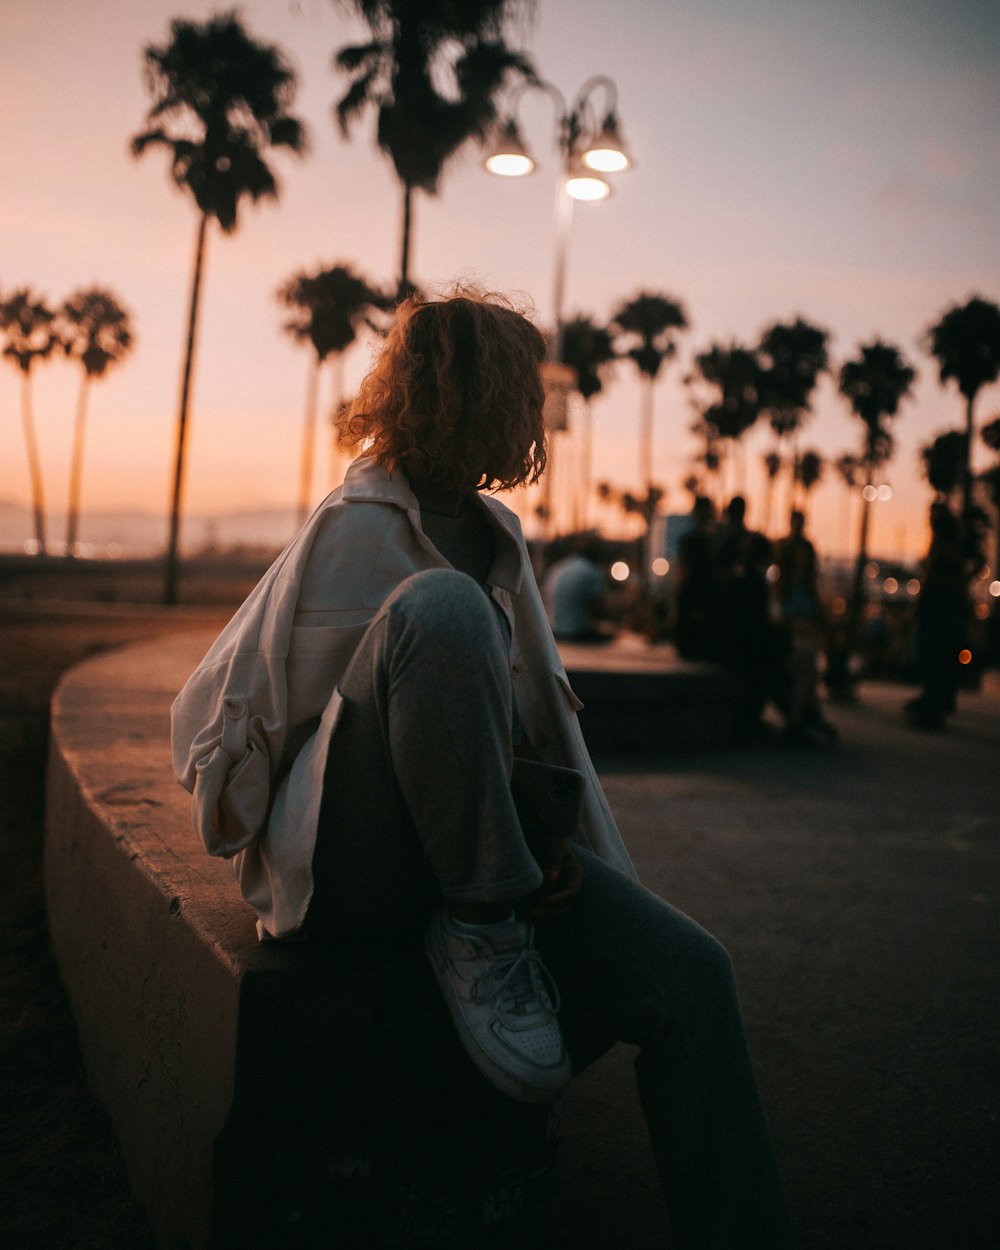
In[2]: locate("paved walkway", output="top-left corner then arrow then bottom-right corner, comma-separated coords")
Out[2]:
550,676 -> 1000,1250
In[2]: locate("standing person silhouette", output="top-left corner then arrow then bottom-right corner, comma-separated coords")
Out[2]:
774,510 -> 837,745
172,289 -> 791,1248
715,496 -> 776,734
906,501 -> 969,730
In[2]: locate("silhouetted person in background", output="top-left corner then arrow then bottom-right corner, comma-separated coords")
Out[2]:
541,535 -> 613,644
773,511 -> 837,745
715,496 -> 776,735
674,495 -> 718,661
906,502 -> 969,730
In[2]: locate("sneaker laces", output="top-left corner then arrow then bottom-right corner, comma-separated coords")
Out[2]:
470,943 -> 561,1022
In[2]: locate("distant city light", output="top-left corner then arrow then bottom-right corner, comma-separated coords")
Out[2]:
862,485 -> 878,502
651,557 -> 670,577
877,484 -> 893,501
831,595 -> 846,615
958,649 -> 973,666
24,539 -> 41,555
975,602 -> 989,621
979,565 -> 992,580
990,581 -> 1000,598
766,563 -> 780,584
865,561 -> 879,578
906,578 -> 921,596
610,560 -> 630,582
883,577 -> 899,594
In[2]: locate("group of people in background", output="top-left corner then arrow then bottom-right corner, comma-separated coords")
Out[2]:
541,492 -> 981,741
673,496 -> 837,745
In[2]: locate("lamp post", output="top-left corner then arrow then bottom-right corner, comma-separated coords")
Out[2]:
484,76 -> 631,536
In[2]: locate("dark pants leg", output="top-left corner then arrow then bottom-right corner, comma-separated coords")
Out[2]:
309,568 -> 542,944
535,848 -> 793,1250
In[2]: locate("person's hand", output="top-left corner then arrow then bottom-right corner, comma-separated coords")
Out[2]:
517,836 -> 583,922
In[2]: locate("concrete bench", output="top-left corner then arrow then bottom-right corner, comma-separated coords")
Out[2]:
44,633 -> 557,1250
557,636 -> 739,750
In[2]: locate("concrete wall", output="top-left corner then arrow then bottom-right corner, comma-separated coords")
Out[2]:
45,632 -> 258,1250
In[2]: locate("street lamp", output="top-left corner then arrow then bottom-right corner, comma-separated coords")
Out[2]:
484,76 -> 632,532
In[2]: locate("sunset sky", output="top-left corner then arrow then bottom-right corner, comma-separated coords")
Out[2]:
2,0 -> 999,559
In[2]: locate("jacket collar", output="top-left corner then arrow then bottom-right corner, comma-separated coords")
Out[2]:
341,456 -> 524,593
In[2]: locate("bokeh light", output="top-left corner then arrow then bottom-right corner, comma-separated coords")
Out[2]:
610,561 -> 630,582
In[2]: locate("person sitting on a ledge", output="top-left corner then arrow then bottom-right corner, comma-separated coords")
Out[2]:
541,534 -> 615,644
171,288 -> 791,1248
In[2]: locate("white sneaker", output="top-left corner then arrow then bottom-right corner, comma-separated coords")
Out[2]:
425,907 -> 571,1104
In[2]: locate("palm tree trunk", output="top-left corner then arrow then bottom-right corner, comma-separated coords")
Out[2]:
20,372 -> 47,556
66,373 -> 91,556
298,354 -> 321,529
639,377 -> 654,498
849,464 -> 874,657
962,391 -> 975,522
578,401 -> 593,531
398,184 -> 413,301
164,211 -> 208,605
763,473 -> 776,536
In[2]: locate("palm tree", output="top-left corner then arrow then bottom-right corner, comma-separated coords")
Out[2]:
921,430 -> 967,504
838,340 -> 916,643
691,342 -> 765,498
278,263 -> 387,526
924,296 -> 1000,522
334,0 -> 535,299
58,288 -> 135,555
757,317 -> 829,519
762,450 -> 782,534
0,288 -> 57,554
560,315 -> 616,530
131,12 -> 307,603
793,448 -> 824,512
611,292 -> 688,498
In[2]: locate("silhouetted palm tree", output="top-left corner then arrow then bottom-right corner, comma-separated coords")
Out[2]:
58,288 -> 135,555
334,0 -> 535,299
0,288 -> 57,554
793,448 -> 824,511
757,317 -> 829,518
611,292 -> 688,497
560,315 -> 615,530
131,12 -> 307,602
692,342 -> 765,497
762,450 -> 782,534
839,340 -> 916,640
925,296 -> 1000,522
921,430 -> 967,504
278,264 -> 387,525
979,415 -> 1000,572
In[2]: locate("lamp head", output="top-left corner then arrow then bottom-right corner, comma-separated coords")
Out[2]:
564,155 -> 611,202
484,118 -> 535,177
581,111 -> 632,173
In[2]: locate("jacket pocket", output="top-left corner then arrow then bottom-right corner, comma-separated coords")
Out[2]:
193,741 -> 271,857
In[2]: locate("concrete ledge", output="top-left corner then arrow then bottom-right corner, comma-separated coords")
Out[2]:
45,633 -> 262,1248
558,636 -> 739,750
44,633 -> 557,1250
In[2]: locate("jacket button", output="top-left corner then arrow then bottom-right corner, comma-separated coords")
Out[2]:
224,698 -> 246,718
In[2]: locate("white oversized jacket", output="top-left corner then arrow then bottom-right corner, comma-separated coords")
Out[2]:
171,456 -> 635,939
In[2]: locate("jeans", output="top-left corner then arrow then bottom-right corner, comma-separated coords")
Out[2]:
310,569 -> 792,1248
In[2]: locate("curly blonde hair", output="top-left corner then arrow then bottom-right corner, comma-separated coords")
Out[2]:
341,288 -> 548,493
